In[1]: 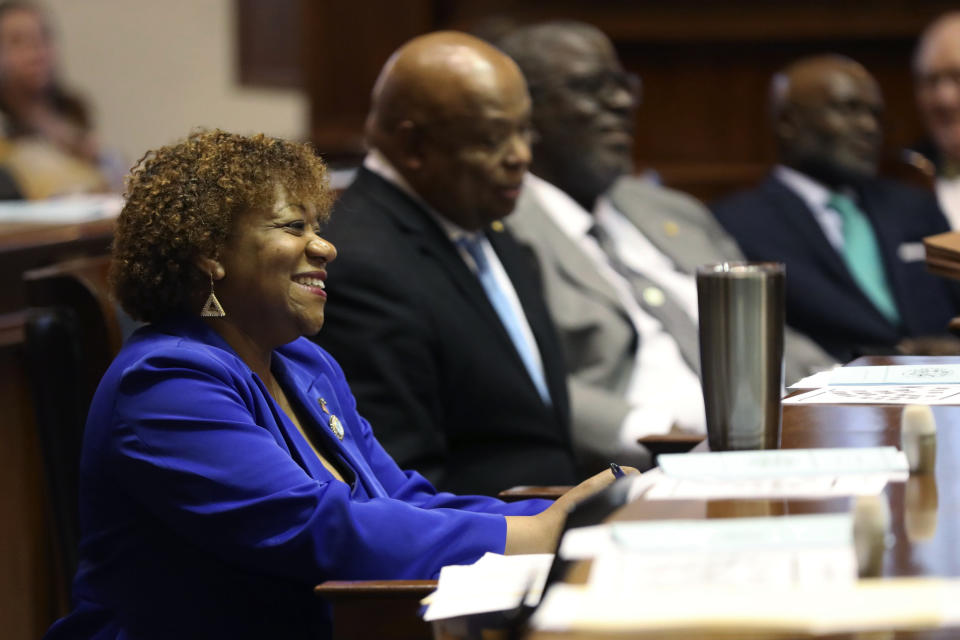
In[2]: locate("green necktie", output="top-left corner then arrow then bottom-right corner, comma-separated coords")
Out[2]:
827,192 -> 900,325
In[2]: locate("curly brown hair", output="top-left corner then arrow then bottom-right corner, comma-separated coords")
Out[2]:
111,129 -> 332,322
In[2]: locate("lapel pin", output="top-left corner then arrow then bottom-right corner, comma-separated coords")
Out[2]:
663,221 -> 679,237
490,220 -> 505,232
318,397 -> 330,414
329,415 -> 344,441
642,286 -> 666,308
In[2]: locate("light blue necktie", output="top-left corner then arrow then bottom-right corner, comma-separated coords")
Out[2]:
827,193 -> 901,325
457,236 -> 552,405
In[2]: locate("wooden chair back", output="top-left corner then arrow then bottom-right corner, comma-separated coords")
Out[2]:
22,254 -> 121,593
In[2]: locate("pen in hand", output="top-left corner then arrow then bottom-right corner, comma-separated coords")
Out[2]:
609,462 -> 625,479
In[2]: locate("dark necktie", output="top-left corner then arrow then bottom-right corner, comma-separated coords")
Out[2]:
589,222 -> 701,375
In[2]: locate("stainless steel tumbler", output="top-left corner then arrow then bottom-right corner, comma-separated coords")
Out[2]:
696,262 -> 785,451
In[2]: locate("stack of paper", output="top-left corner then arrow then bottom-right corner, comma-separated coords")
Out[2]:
532,578 -> 960,634
787,364 -> 960,405
643,447 -> 907,500
559,514 -> 857,590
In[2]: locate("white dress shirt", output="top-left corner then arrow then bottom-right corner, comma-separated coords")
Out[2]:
363,150 -> 548,390
525,173 -> 706,447
774,165 -> 846,251
775,164 -> 928,265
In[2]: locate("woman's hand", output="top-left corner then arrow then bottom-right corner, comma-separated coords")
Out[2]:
504,466 -> 639,555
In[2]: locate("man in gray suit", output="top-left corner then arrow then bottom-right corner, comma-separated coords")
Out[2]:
497,21 -> 834,470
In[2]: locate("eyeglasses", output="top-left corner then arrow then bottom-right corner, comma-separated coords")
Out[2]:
916,68 -> 960,94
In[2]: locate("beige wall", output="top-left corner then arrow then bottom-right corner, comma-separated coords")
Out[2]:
44,0 -> 306,171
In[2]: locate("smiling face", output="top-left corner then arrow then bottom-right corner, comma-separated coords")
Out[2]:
213,185 -> 337,348
523,27 -> 638,210
777,60 -> 884,186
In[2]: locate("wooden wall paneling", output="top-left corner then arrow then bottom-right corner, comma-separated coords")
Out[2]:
236,0 -> 301,88
288,0 -> 960,199
437,0 -> 958,43
301,0 -> 438,163
624,37 -> 933,202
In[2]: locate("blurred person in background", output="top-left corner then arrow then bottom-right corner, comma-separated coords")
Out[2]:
497,21 -> 833,471
713,55 -> 960,362
914,12 -> 960,229
0,1 -> 120,198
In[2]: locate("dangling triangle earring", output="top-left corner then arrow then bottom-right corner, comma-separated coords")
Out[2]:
200,273 -> 226,317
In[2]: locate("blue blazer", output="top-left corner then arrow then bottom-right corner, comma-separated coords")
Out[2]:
712,175 -> 960,362
46,318 -> 548,640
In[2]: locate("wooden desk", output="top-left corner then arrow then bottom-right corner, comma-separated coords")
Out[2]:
0,218 -> 113,640
529,356 -> 960,639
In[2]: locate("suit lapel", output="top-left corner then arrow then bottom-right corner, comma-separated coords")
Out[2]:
518,188 -> 632,315
763,176 -> 899,331
761,177 -> 856,284
354,168 -> 535,368
608,179 -> 687,268
272,350 -> 389,498
608,178 -> 735,273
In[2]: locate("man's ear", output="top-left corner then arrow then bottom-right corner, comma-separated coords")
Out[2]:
774,106 -> 800,146
394,120 -> 423,171
193,256 -> 225,280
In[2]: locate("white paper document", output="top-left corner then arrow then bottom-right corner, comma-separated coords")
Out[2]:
789,369 -> 835,389
829,364 -> 960,385
643,448 -> 905,500
560,514 -> 855,587
645,473 -> 891,499
657,447 -> 907,479
785,384 -> 960,405
589,515 -> 856,588
531,579 -> 960,634
421,552 -> 553,622
590,545 -> 856,589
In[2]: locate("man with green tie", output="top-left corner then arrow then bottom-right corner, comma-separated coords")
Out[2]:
712,54 -> 960,362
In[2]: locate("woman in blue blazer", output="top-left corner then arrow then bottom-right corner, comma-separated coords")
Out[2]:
45,130 -> 620,640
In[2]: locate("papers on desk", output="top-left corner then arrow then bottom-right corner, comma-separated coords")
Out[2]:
658,446 -> 907,478
785,384 -> 960,405
787,365 -> 960,404
529,513 -> 942,634
420,552 -> 552,622
425,515 -> 858,624
830,364 -> 960,385
560,514 -> 857,589
789,369 -> 835,389
643,447 -> 907,500
532,579 -> 960,634
0,194 -> 123,223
